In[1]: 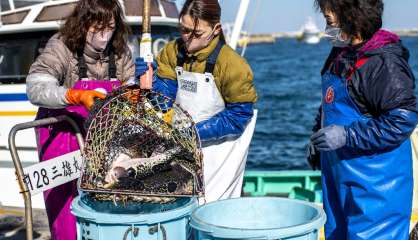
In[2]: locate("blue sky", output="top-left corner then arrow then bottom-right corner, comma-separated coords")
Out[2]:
176,0 -> 418,34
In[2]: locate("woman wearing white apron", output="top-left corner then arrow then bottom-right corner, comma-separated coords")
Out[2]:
135,0 -> 257,203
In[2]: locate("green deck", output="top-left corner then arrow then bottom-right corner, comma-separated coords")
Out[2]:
243,170 -> 323,203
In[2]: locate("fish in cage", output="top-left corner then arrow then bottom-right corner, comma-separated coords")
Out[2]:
79,87 -> 204,202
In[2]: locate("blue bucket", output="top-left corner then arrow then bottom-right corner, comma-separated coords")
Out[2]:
190,197 -> 326,240
71,195 -> 198,240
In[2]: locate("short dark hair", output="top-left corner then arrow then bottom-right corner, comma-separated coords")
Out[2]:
315,0 -> 384,41
59,0 -> 130,56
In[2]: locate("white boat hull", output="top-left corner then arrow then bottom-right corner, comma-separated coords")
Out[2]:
0,84 -> 45,208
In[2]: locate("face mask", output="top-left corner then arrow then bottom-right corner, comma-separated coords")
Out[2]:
183,24 -> 218,53
323,25 -> 351,47
86,30 -> 114,52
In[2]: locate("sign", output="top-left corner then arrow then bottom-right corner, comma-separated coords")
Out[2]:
22,150 -> 82,195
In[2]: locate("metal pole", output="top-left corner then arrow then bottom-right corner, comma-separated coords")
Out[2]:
8,116 -> 84,240
229,0 -> 250,50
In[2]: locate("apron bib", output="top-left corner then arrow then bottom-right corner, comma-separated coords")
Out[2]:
174,40 -> 257,203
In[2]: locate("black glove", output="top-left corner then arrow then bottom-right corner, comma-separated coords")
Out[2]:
306,142 -> 321,170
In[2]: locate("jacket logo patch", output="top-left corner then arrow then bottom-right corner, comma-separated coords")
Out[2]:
180,79 -> 197,93
325,87 -> 334,104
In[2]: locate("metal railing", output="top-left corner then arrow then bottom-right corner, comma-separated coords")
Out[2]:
8,115 -> 83,240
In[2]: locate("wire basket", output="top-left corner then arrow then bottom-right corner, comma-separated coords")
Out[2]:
79,87 -> 204,202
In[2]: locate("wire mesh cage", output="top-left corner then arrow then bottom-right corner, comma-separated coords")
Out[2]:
79,87 -> 204,202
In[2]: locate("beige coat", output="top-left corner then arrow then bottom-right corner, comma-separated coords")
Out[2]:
26,34 -> 135,108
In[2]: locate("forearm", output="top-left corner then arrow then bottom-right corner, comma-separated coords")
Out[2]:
196,102 -> 254,144
26,73 -> 68,109
345,108 -> 418,152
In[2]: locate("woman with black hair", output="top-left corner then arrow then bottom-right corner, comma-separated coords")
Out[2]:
26,0 -> 134,238
136,0 -> 257,203
307,0 -> 418,239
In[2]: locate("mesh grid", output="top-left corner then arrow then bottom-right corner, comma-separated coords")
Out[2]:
79,88 -> 203,202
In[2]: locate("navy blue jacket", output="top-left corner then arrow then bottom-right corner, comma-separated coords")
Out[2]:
314,37 -> 418,153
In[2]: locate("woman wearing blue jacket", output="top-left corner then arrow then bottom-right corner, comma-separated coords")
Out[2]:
307,0 -> 418,239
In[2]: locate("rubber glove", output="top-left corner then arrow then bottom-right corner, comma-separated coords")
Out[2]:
310,125 -> 347,152
306,142 -> 321,170
65,89 -> 106,110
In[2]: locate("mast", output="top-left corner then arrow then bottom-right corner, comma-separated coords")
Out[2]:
229,0 -> 250,50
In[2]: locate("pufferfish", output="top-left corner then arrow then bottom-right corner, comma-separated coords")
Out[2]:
102,120 -> 196,190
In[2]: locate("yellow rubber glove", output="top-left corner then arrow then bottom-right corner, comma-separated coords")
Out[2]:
65,89 -> 106,110
162,108 -> 174,124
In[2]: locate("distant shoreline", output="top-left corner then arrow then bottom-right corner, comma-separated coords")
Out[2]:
241,30 -> 418,45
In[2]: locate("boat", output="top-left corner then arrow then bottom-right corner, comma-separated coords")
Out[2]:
297,17 -> 321,44
0,0 -> 179,209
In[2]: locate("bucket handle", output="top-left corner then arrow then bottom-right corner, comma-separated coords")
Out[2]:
149,223 -> 167,240
122,225 -> 139,240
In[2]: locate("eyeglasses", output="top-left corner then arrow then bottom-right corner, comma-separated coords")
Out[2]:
179,25 -> 213,39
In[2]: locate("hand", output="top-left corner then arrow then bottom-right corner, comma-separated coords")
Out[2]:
306,142 -> 321,170
65,89 -> 106,110
311,125 -> 347,152
135,57 -> 157,79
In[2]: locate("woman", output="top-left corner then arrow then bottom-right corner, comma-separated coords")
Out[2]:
136,0 -> 257,203
26,0 -> 134,238
308,0 -> 418,239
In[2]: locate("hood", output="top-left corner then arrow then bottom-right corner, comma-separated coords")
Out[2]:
359,29 -> 409,61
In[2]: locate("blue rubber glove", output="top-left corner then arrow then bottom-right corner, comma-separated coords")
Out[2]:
196,102 -> 254,145
135,57 -> 157,79
153,75 -> 178,101
311,125 -> 347,152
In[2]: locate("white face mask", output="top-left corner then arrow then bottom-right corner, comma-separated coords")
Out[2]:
86,30 -> 114,52
183,24 -> 219,53
323,25 -> 351,48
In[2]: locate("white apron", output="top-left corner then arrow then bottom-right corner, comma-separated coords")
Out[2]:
175,66 -> 257,203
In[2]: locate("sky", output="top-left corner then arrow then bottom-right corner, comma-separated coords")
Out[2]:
176,0 -> 418,34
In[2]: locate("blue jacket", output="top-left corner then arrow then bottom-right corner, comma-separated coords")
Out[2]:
315,34 -> 418,152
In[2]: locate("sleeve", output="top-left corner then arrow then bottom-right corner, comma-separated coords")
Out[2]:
345,108 -> 418,153
156,41 -> 177,81
26,37 -> 69,108
196,102 -> 254,144
121,48 -> 135,83
361,54 -> 417,114
221,56 -> 257,103
345,54 -> 418,152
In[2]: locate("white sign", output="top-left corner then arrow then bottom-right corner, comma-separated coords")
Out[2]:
22,150 -> 82,195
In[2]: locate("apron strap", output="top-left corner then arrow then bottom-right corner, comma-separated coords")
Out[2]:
175,38 -> 225,74
77,49 -> 88,80
176,38 -> 187,68
204,39 -> 225,74
77,47 -> 117,80
108,49 -> 117,79
347,57 -> 369,81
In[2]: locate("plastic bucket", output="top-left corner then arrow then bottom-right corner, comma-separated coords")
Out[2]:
71,195 -> 198,240
190,197 -> 326,240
